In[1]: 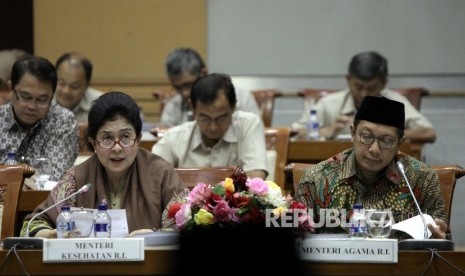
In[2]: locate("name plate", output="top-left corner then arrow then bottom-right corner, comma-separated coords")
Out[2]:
43,238 -> 144,263
298,236 -> 398,263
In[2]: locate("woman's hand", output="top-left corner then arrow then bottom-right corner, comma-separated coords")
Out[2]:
35,229 -> 57,239
128,229 -> 154,237
427,218 -> 448,239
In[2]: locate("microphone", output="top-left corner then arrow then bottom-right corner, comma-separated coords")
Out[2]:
395,161 -> 454,251
2,183 -> 93,250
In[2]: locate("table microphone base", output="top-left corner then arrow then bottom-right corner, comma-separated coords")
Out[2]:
2,237 -> 44,250
398,239 -> 454,251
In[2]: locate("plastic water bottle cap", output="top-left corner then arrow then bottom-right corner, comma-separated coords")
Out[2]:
98,203 -> 108,211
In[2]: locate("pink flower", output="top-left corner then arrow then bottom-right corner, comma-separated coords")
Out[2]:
188,183 -> 211,205
230,207 -> 241,222
246,178 -> 269,196
212,199 -> 232,222
175,203 -> 192,229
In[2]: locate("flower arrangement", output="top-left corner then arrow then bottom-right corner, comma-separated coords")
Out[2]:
166,169 -> 313,233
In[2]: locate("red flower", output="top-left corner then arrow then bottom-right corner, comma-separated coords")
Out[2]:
242,206 -> 265,224
168,202 -> 183,219
230,168 -> 248,192
290,201 -> 307,210
235,195 -> 251,208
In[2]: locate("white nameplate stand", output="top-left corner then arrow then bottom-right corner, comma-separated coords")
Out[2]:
43,238 -> 144,263
298,235 -> 398,263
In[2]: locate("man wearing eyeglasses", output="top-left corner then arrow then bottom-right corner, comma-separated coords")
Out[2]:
295,96 -> 448,240
159,48 -> 260,127
152,73 -> 268,179
0,55 -> 79,182
292,51 -> 436,143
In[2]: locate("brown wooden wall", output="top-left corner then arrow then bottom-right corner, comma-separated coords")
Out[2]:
33,0 -> 206,123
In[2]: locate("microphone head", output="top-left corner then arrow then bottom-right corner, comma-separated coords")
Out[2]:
396,161 -> 405,173
80,183 -> 93,193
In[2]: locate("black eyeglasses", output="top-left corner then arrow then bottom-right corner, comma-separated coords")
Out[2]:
96,138 -> 136,149
14,90 -> 51,108
359,133 -> 395,150
196,114 -> 231,127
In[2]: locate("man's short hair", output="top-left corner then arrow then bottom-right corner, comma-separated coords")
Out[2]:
165,48 -> 205,77
190,73 -> 237,110
348,51 -> 388,82
55,52 -> 93,82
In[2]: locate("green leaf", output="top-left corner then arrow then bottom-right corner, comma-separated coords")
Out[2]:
212,184 -> 225,196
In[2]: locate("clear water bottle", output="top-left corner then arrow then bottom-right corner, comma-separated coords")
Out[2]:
94,200 -> 111,238
5,152 -> 18,166
306,109 -> 320,141
56,205 -> 75,239
349,203 -> 367,238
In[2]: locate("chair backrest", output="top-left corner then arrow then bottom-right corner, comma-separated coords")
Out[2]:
0,164 -> 35,240
77,122 -> 92,154
284,162 -> 465,233
430,165 -> 465,232
284,162 -> 314,195
297,89 -> 338,103
265,127 -> 294,192
391,87 -> 429,110
298,87 -> 429,111
175,166 -> 240,190
252,89 -> 283,127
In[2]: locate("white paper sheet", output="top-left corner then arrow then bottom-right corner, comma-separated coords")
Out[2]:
391,214 -> 437,239
43,180 -> 58,190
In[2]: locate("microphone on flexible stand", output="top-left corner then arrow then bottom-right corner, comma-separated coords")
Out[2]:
395,161 -> 454,251
2,183 -> 93,250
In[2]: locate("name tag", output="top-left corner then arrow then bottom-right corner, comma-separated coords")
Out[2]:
43,238 -> 144,263
298,236 -> 398,263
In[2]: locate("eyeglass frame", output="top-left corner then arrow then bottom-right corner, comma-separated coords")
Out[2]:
13,89 -> 52,108
196,113 -> 232,127
95,137 -> 137,149
358,132 -> 396,150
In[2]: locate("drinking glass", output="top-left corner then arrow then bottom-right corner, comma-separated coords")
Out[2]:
366,209 -> 394,239
32,157 -> 51,190
71,209 -> 94,238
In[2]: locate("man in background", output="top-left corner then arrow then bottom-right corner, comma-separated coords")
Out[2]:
160,47 -> 260,127
153,73 -> 268,179
0,55 -> 79,181
0,49 -> 27,105
54,52 -> 102,123
292,51 -> 436,143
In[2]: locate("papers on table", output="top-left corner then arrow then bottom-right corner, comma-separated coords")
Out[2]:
141,131 -> 157,141
336,134 -> 352,140
391,214 -> 436,239
43,180 -> 58,190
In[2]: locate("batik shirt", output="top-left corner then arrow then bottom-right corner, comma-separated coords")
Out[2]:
0,103 -> 79,181
295,148 -> 447,239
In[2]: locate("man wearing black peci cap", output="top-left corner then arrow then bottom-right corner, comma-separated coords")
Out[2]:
295,96 -> 448,240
